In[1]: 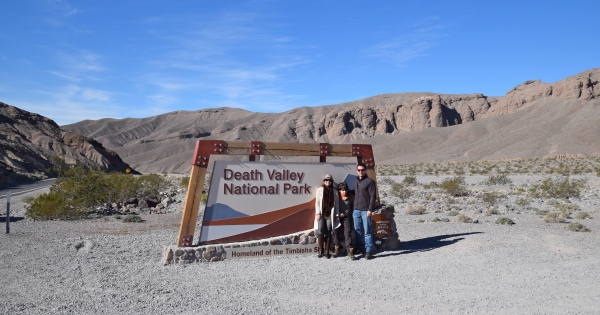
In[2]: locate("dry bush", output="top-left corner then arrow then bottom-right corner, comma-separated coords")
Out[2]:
455,213 -> 473,223
439,176 -> 467,196
391,183 -> 413,202
495,217 -> 515,225
543,211 -> 568,223
405,205 -> 426,215
576,212 -> 591,219
566,222 -> 590,232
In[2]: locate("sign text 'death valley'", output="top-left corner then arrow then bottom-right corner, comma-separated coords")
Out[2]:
223,168 -> 311,195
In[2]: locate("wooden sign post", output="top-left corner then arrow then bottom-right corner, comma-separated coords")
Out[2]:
177,141 -> 378,247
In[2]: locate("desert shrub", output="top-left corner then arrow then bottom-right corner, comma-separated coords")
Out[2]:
554,203 -> 579,213
423,181 -> 439,190
391,183 -> 413,202
417,219 -> 425,223
180,176 -> 190,189
402,175 -> 418,185
26,165 -> 172,220
447,209 -> 459,216
575,212 -> 591,219
122,214 -> 144,223
484,174 -> 512,186
482,192 -> 506,205
378,177 -> 396,185
486,208 -> 500,215
495,217 -> 515,225
405,205 -> 426,215
455,213 -> 473,223
543,211 -> 568,223
424,194 -> 436,201
566,222 -> 590,232
26,191 -> 85,220
535,209 -> 549,216
516,198 -> 531,206
439,176 -> 467,196
531,176 -> 585,199
21,195 -> 35,204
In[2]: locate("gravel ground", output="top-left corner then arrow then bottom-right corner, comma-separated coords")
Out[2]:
1,175 -> 600,314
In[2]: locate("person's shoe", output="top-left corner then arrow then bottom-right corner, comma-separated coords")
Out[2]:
348,248 -> 356,261
365,252 -> 373,260
333,246 -> 340,258
317,235 -> 324,258
354,247 -> 363,255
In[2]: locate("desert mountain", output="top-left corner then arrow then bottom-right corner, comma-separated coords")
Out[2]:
62,68 -> 599,173
0,102 -> 137,184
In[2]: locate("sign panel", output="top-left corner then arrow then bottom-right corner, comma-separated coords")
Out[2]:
200,162 -> 357,245
372,213 -> 392,250
226,244 -> 319,259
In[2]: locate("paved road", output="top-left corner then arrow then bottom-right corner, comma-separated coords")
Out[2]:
0,178 -> 56,200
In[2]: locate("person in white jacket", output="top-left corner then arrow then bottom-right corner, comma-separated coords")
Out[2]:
314,174 -> 340,258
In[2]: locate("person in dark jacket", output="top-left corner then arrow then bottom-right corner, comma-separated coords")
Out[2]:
353,163 -> 376,259
333,181 -> 355,260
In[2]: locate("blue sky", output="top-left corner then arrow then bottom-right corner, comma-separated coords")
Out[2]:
1,1 -> 598,125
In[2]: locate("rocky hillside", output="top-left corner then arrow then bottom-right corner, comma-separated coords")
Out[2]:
0,102 -> 137,184
61,68 -> 599,173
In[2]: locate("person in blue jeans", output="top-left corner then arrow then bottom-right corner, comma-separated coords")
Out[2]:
353,162 -> 376,260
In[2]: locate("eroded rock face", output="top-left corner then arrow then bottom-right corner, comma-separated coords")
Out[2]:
0,102 -> 137,184
484,69 -> 600,117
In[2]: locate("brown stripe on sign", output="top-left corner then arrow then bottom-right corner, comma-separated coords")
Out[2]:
200,207 -> 314,245
203,199 -> 316,226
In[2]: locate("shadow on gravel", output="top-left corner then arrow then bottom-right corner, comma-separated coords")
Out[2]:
375,232 -> 483,258
0,216 -> 25,223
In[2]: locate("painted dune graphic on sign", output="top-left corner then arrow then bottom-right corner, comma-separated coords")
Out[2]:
200,199 -> 315,244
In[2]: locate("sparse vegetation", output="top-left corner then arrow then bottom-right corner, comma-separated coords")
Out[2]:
26,165 -> 172,220
575,212 -> 591,220
447,209 -> 460,216
495,217 -> 515,225
566,222 -> 590,232
516,198 -> 531,206
391,183 -> 413,202
482,192 -> 506,205
486,208 -> 500,215
455,213 -> 473,223
402,175 -> 418,186
405,205 -> 426,215
21,195 -> 35,204
530,176 -> 585,199
122,214 -> 144,223
484,174 -> 512,186
439,176 -> 467,196
543,211 -> 568,223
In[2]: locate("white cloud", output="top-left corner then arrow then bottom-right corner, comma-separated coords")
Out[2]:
15,85 -> 120,125
366,18 -> 446,67
136,8 -> 312,113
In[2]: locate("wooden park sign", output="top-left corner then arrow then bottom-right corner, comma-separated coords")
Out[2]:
177,141 -> 379,247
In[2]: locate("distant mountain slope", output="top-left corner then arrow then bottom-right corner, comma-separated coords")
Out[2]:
63,68 -> 599,173
0,102 -> 137,184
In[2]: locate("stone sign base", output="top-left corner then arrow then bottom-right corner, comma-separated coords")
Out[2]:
163,205 -> 401,264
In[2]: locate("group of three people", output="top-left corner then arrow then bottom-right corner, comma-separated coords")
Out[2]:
314,163 -> 377,260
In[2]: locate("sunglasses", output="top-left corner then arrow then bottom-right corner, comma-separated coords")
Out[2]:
357,169 -> 366,172
323,179 -> 332,182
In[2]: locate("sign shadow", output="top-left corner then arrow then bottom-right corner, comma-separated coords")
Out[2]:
0,216 -> 25,223
376,232 -> 483,258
